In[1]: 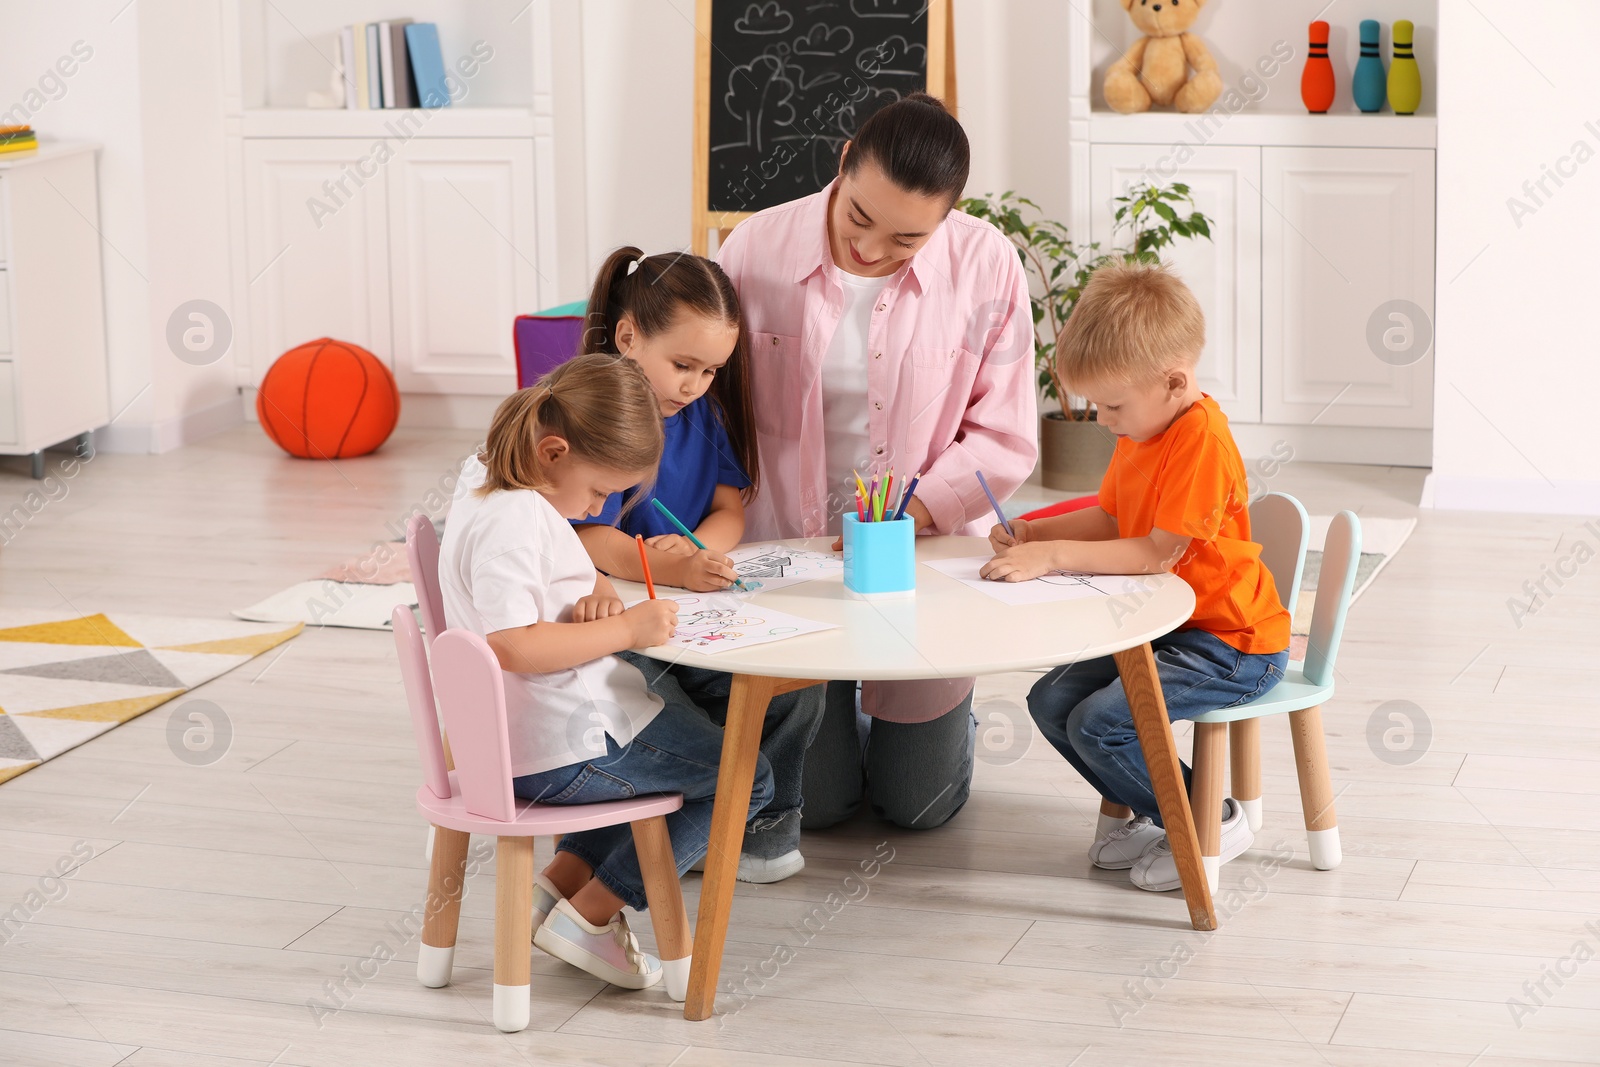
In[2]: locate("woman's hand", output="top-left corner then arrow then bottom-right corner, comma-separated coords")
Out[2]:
980,540 -> 1058,583
672,549 -> 740,592
624,599 -> 679,647
572,593 -> 626,623
988,517 -> 1032,553
644,534 -> 697,556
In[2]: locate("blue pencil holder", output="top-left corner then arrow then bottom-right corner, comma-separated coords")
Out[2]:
842,513 -> 916,599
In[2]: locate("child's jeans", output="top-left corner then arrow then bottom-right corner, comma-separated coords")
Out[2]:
511,694 -> 775,912
620,650 -> 825,860
1027,628 -> 1287,828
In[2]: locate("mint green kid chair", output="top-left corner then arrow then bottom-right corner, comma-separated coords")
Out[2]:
1190,506 -> 1361,889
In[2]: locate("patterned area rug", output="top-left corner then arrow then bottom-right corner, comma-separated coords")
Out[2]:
0,611 -> 302,785
1289,515 -> 1416,659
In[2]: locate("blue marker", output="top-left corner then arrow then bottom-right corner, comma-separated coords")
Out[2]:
976,470 -> 1013,538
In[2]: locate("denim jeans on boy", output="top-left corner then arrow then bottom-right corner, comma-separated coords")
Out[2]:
1027,627 -> 1287,828
511,693 -> 775,911
800,681 -> 977,831
619,650 -> 825,860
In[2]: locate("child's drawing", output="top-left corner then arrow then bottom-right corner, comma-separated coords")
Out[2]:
626,593 -> 836,654
728,544 -> 843,592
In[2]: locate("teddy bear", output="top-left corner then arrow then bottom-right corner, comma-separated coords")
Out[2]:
1104,0 -> 1223,114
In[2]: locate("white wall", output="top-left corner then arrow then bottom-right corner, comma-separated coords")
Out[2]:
1430,1 -> 1600,514
0,0 -> 240,454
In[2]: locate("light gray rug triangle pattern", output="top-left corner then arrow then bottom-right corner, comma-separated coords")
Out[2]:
1,648 -> 187,689
0,714 -> 42,762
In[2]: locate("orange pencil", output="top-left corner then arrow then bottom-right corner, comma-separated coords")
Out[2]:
635,534 -> 657,599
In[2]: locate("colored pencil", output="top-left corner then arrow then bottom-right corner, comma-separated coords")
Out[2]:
882,472 -> 894,522
635,534 -> 657,599
649,497 -> 751,591
976,470 -> 1013,537
892,471 -> 921,522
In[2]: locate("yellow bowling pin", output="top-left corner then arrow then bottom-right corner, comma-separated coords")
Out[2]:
1388,20 -> 1422,115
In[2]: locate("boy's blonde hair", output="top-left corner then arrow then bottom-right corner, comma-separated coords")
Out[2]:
1056,259 -> 1205,389
477,351 -> 663,498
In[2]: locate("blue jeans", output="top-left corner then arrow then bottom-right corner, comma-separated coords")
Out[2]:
800,681 -> 977,830
620,650 -> 826,859
511,695 -> 775,911
1027,628 -> 1287,827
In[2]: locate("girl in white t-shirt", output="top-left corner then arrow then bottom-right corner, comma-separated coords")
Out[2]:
439,352 -> 775,992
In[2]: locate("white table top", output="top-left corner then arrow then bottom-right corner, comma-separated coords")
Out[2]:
620,536 -> 1195,681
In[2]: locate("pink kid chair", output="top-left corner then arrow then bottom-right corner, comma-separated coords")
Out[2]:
393,606 -> 693,1031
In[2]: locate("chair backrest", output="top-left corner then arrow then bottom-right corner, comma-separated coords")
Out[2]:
512,314 -> 584,390
392,605 -> 452,801
1302,510 -> 1362,688
407,513 -> 447,644
429,628 -> 518,823
1249,491 -> 1310,617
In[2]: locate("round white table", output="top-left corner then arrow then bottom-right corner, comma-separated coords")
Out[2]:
619,535 -> 1210,1020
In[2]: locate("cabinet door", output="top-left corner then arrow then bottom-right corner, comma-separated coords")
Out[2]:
1261,147 -> 1435,428
1092,144 -> 1262,423
387,140 -> 539,395
242,140 -> 392,385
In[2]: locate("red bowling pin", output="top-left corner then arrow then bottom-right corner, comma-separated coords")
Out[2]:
1301,20 -> 1335,113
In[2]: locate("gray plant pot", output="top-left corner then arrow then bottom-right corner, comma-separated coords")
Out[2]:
1039,410 -> 1116,493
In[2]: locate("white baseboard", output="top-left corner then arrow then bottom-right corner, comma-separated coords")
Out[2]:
1422,473 -> 1600,517
398,393 -> 504,430
1230,424 -> 1432,467
95,392 -> 246,454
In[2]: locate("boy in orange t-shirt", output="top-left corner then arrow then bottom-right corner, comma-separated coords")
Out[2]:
983,260 -> 1290,892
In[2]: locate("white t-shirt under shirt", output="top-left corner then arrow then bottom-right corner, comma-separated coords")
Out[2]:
439,456 -> 663,777
820,269 -> 893,529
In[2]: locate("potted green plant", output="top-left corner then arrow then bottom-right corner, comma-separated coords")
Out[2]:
959,183 -> 1214,490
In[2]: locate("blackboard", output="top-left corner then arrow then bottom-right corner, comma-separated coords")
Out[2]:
693,0 -> 954,251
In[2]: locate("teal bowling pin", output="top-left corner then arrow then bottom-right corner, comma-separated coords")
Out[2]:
1353,19 -> 1386,113
1388,19 -> 1422,115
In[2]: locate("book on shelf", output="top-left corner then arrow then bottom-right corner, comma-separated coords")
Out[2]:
404,23 -> 449,109
0,126 -> 38,154
379,19 -> 416,110
351,22 -> 371,110
365,23 -> 382,108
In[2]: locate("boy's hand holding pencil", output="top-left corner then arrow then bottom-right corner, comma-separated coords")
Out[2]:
988,517 -> 1032,553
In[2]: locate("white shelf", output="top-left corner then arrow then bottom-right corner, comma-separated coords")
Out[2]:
1089,111 -> 1436,151
236,107 -> 536,139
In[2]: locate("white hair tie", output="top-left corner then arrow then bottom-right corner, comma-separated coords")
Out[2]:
626,256 -> 645,276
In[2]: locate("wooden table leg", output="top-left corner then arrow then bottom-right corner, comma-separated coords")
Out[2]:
684,672 -> 779,1020
1112,643 -> 1217,931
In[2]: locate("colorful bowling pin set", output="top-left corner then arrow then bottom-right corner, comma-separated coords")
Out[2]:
1300,17 -> 1423,115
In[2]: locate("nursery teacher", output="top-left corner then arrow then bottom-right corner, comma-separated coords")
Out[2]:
716,92 -> 1037,830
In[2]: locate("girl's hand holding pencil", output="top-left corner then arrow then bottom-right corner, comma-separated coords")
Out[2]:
672,549 -> 742,593
624,600 -> 679,646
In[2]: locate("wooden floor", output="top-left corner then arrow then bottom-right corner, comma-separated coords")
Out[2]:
1,426 -> 1597,1066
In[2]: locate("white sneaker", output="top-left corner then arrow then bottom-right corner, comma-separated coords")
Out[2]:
1131,798 -> 1254,893
533,899 -> 662,989
689,849 -> 806,884
1088,815 -> 1165,870
530,873 -> 562,941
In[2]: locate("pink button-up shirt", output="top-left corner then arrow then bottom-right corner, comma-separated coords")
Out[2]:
718,179 -> 1038,721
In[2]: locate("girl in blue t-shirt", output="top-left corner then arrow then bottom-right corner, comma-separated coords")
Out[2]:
573,246 -> 758,593
574,246 -> 821,886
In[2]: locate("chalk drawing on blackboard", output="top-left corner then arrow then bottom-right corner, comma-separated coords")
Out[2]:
851,0 -> 922,19
858,35 -> 925,77
722,53 -> 799,151
794,22 -> 854,56
735,2 -> 795,34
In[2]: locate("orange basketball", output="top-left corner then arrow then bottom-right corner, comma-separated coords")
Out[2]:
257,338 -> 400,459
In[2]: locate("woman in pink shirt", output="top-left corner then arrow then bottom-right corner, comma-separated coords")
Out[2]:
717,93 -> 1037,833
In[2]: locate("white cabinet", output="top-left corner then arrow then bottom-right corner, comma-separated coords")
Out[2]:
387,140 -> 538,394
1092,144 -> 1263,423
0,144 -> 108,474
242,139 -> 392,379
241,137 -> 538,396
1261,147 -> 1435,429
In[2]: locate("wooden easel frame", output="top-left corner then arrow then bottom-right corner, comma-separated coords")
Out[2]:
691,0 -> 957,256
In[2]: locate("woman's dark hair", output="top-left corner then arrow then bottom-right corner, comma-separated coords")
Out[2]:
581,246 -> 759,501
841,91 -> 969,205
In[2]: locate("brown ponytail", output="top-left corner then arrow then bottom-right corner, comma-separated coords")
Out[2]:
842,91 -> 969,206
477,351 -> 663,498
582,246 -> 760,501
